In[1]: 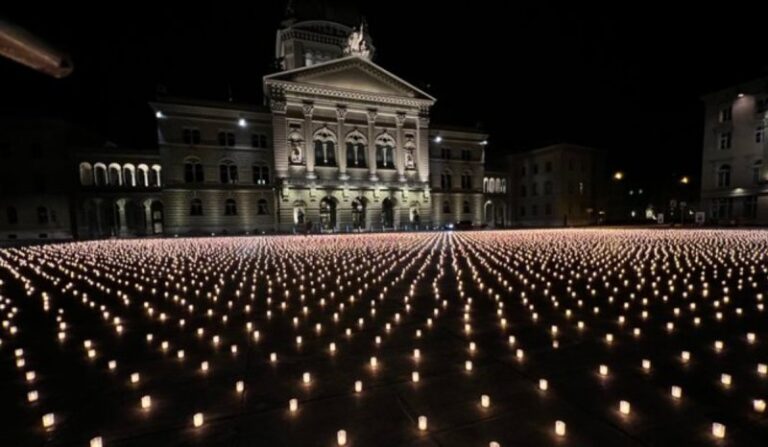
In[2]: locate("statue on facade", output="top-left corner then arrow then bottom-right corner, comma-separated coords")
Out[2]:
343,23 -> 372,59
289,134 -> 304,164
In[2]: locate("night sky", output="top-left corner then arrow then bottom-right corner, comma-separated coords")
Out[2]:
2,1 -> 768,189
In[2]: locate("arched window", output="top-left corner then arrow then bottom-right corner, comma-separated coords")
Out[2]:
483,178 -> 489,193
753,160 -> 763,184
123,164 -> 136,187
257,199 -> 269,215
462,200 -> 470,214
293,202 -> 306,224
79,162 -> 93,186
351,198 -> 366,229
375,133 -> 395,169
108,163 -> 122,186
544,180 -> 553,195
184,159 -> 204,183
150,165 -> 162,187
37,206 -> 49,224
224,199 -> 237,216
94,163 -> 108,186
501,179 -> 507,194
190,198 -> 203,216
219,161 -> 238,184
137,164 -> 150,187
253,164 -> 270,185
345,129 -> 367,168
442,201 -> 451,214
314,127 -> 337,167
717,164 -> 731,187
441,170 -> 452,190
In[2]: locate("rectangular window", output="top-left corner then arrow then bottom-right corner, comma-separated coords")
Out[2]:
757,98 -> 768,114
218,131 -> 236,147
519,206 -> 525,217
719,106 -> 732,123
461,150 -> 471,161
532,164 -> 539,175
441,148 -> 451,159
545,161 -> 552,173
183,128 -> 200,145
251,134 -> 269,148
545,203 -> 552,215
531,182 -> 538,196
531,204 -> 538,216
719,132 -> 732,150
756,126 -> 764,144
521,165 -> 526,177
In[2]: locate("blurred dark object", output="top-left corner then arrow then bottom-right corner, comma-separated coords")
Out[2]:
0,17 -> 72,78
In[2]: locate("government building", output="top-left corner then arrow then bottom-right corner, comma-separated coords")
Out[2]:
0,14 -> 603,241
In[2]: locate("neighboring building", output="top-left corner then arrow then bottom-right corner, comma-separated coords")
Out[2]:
430,128 -> 488,228
701,77 -> 768,224
1,15 -> 607,242
511,144 -> 602,227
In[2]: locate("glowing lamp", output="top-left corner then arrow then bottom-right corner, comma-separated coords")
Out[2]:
141,395 -> 151,409
28,390 -> 38,402
355,380 -> 363,393
131,373 -> 140,384
671,386 -> 682,399
539,379 -> 548,391
481,394 -> 490,408
754,399 -> 766,413
90,437 -> 103,447
236,380 -> 245,393
289,398 -> 298,412
193,412 -> 204,427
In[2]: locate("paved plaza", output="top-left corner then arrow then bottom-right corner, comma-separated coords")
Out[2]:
1,230 -> 767,446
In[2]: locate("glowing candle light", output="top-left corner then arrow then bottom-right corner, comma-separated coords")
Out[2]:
289,398 -> 298,412
481,394 -> 490,408
42,413 -> 55,429
370,356 -> 378,369
619,400 -> 631,415
108,360 -> 117,370
555,420 -> 566,436
27,390 -> 38,402
671,386 -> 682,399
712,422 -> 726,439
90,437 -> 103,447
721,373 -> 732,387
193,412 -> 204,427
141,395 -> 151,409
236,380 -> 245,393
355,380 -> 363,393
131,372 -> 140,384
412,371 -> 420,383
418,415 -> 428,431
539,379 -> 548,391
599,365 -> 609,376
302,372 -> 311,384
337,429 -> 348,446
642,359 -> 651,371
754,399 -> 766,413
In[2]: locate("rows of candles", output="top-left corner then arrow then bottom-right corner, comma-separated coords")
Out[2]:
0,229 -> 767,445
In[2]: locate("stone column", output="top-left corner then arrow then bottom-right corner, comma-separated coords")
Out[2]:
416,113 -> 430,184
116,199 -> 127,237
144,200 -> 153,234
270,98 -> 288,179
303,103 -> 315,180
337,106 -> 349,181
367,109 -> 378,182
94,198 -> 104,237
396,112 -> 407,182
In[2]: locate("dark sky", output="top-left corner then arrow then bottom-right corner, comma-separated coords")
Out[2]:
2,1 -> 768,188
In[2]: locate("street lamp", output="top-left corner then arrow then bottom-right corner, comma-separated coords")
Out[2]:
613,171 -> 624,181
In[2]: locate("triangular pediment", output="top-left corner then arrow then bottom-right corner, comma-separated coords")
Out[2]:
264,56 -> 435,102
